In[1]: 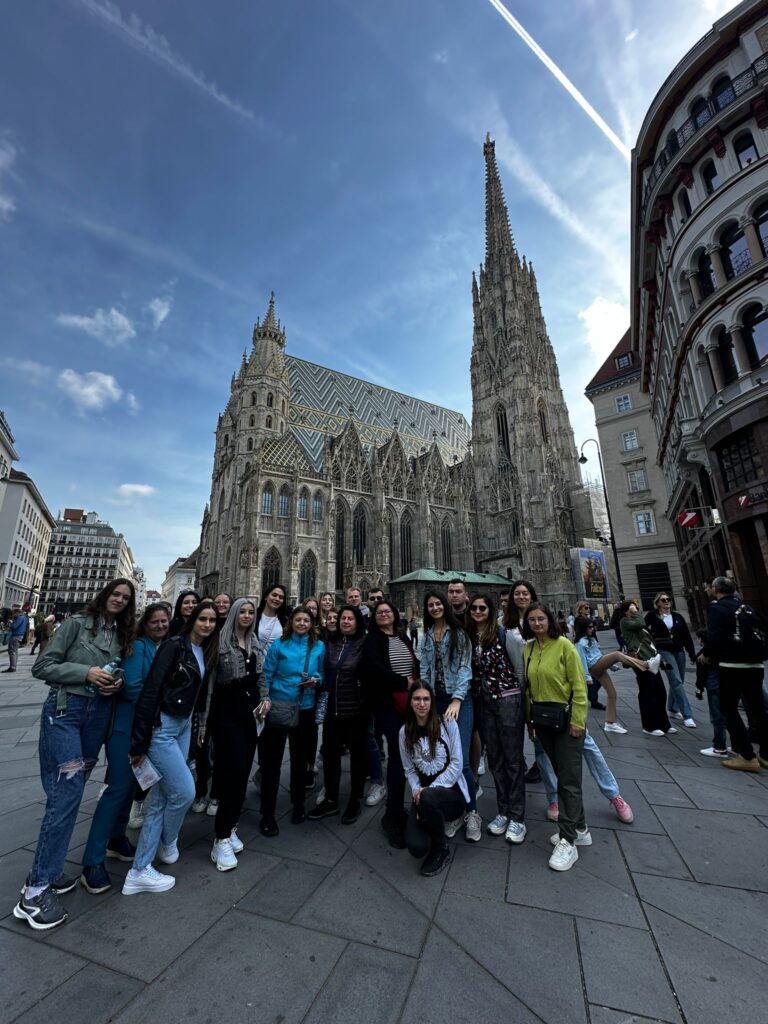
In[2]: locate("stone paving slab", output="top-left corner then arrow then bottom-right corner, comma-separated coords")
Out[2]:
0,648 -> 766,1023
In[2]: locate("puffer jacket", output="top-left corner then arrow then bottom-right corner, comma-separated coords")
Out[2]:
323,633 -> 365,719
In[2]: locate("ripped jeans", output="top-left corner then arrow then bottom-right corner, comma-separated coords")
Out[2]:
30,689 -> 113,887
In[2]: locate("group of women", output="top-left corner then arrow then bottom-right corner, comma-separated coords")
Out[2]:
15,575 -> 670,931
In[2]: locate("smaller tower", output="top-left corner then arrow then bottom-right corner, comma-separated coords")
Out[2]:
241,292 -> 291,451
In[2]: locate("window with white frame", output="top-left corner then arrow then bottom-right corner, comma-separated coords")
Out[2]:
633,510 -> 656,536
615,394 -> 632,413
627,469 -> 647,492
621,430 -> 639,451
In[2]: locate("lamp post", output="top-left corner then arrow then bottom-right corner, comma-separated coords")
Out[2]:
578,438 -> 624,600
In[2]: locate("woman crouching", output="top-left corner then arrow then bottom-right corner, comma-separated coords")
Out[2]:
399,684 -> 469,877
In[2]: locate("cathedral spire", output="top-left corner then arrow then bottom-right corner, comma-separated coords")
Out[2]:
483,133 -> 516,264
263,290 -> 279,331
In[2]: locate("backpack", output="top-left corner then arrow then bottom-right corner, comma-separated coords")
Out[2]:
732,603 -> 768,663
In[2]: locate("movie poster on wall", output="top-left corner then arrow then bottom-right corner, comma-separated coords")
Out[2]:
570,548 -> 610,602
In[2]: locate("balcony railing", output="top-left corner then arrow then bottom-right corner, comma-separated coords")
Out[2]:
641,50 -> 768,221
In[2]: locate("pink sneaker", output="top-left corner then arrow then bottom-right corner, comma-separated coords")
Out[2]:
610,795 -> 634,824
546,802 -> 559,822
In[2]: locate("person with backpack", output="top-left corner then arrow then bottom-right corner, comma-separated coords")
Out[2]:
698,576 -> 767,772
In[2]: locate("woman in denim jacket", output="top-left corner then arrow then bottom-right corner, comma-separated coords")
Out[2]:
420,591 -> 477,839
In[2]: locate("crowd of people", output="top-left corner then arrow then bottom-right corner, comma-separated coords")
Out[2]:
8,572 -> 766,930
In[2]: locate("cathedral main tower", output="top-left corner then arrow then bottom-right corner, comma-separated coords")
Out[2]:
470,135 -> 594,608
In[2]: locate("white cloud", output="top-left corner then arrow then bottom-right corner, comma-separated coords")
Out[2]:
432,49 -> 449,64
625,28 -> 638,42
74,0 -> 257,121
577,296 -> 629,358
1,357 -> 51,384
55,306 -> 136,347
126,392 -> 140,413
57,369 -> 124,413
117,483 -> 155,497
0,137 -> 18,221
146,296 -> 171,328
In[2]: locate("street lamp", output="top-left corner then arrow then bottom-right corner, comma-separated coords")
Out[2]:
578,438 -> 624,600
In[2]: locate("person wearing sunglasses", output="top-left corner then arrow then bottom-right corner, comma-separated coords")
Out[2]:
644,593 -> 697,728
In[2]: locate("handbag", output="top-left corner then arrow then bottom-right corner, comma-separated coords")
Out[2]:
268,640 -> 313,730
529,697 -> 572,734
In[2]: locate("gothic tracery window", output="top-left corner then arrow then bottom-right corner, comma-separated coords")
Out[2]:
299,550 -> 317,601
400,511 -> 413,575
353,505 -> 367,564
261,548 -> 281,593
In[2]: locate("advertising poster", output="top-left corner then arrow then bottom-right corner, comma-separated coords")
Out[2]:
570,548 -> 610,602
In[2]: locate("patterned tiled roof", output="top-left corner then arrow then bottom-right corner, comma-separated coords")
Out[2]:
286,357 -> 471,471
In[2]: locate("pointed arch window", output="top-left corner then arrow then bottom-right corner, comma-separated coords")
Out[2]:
247,438 -> 253,452
278,485 -> 290,518
495,404 -> 510,458
353,505 -> 367,564
400,511 -> 413,575
335,506 -> 346,590
537,402 -> 549,443
346,467 -> 358,491
267,392 -> 274,408
218,488 -> 226,517
249,414 -> 255,427
332,462 -> 342,486
406,478 -> 417,502
261,548 -> 281,594
312,492 -> 323,522
261,483 -> 274,516
391,471 -> 403,498
387,511 -> 396,577
361,467 -> 372,493
299,550 -> 317,602
297,489 -> 309,520
251,393 -> 256,406
266,415 -> 273,429
440,522 -> 453,571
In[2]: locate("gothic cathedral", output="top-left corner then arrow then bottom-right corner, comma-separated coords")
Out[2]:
197,136 -> 594,608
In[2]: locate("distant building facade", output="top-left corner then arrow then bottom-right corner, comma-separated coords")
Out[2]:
162,550 -> 199,607
632,0 -> 768,623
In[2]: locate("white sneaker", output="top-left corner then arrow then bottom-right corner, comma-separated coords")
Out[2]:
128,801 -> 145,829
365,783 -> 386,807
683,718 -> 696,728
700,746 -> 729,758
551,828 -> 591,847
444,816 -> 463,838
158,841 -> 179,864
549,838 -> 578,872
477,755 -> 487,777
475,785 -> 484,800
206,799 -> 219,817
230,829 -> 243,854
667,727 -> 678,735
191,798 -> 208,814
603,722 -> 627,734
122,865 -> 175,895
316,787 -> 326,804
647,654 -> 661,674
505,820 -> 526,844
486,814 -> 509,835
672,712 -> 684,720
464,810 -> 482,843
643,729 -> 665,736
211,838 -> 237,871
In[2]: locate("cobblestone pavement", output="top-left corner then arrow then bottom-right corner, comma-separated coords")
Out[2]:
0,644 -> 766,1024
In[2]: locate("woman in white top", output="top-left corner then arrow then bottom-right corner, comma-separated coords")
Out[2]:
255,585 -> 287,655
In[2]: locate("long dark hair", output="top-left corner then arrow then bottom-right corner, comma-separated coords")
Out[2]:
169,589 -> 200,636
84,578 -> 136,653
181,599 -> 219,676
573,615 -> 595,644
256,584 -> 288,630
465,592 -> 498,650
403,683 -> 440,759
503,579 -> 538,631
522,602 -> 560,641
136,602 -> 170,640
422,590 -> 465,665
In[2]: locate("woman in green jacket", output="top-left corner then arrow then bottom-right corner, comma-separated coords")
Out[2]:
617,600 -> 674,737
523,602 -> 588,873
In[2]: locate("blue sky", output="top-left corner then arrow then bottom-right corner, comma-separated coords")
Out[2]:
0,0 -> 740,587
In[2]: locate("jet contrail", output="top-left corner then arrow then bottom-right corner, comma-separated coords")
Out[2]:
485,0 -> 631,162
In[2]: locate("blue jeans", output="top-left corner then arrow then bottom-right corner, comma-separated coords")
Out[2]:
133,712 -> 195,870
536,730 -> 619,804
31,690 -> 113,887
82,724 -> 134,866
704,668 -> 727,750
366,716 -> 384,785
436,691 -> 476,811
7,635 -> 21,669
663,651 -> 692,717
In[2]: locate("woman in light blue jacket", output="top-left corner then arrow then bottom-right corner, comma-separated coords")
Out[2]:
420,591 -> 477,831
259,606 -> 324,837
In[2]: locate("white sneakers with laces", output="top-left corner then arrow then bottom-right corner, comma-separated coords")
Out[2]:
486,814 -> 508,835
549,839 -> 578,872
229,829 -> 244,854
365,783 -> 386,807
158,841 -> 179,864
122,865 -> 175,895
505,820 -> 526,844
211,837 -> 237,871
464,810 -> 482,843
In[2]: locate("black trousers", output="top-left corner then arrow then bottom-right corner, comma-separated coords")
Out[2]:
479,691 -> 525,821
405,786 -> 465,858
535,729 -> 585,845
259,710 -> 315,817
321,714 -> 367,803
718,666 -> 767,759
634,670 -> 671,732
210,692 -> 258,839
373,708 -> 407,825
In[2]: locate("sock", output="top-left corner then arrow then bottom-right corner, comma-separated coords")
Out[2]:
25,884 -> 47,899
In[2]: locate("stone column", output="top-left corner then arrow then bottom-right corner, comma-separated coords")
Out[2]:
740,216 -> 764,264
727,324 -> 752,375
685,270 -> 703,308
705,342 -> 726,391
706,244 -> 727,288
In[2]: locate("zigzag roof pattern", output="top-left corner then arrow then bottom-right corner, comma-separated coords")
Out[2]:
285,356 -> 470,471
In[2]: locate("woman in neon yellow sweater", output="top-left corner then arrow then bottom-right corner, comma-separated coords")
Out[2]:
523,602 -> 589,873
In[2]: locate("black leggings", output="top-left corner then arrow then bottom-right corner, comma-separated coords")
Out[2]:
210,693 -> 258,839
405,786 -> 465,858
259,710 -> 315,817
321,715 -> 367,803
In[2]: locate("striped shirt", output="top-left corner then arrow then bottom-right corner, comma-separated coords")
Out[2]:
388,635 -> 413,677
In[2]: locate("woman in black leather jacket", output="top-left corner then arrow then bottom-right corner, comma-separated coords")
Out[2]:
124,600 -> 218,895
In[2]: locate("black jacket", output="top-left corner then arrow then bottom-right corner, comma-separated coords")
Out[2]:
703,595 -> 754,664
130,635 -> 207,756
644,609 -> 696,660
360,628 -> 418,713
324,633 -> 365,719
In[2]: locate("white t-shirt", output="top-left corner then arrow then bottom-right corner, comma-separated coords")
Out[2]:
258,613 -> 281,652
191,643 -> 205,677
662,613 -> 673,629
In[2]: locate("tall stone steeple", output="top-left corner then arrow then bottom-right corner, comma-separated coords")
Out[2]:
471,136 -> 594,607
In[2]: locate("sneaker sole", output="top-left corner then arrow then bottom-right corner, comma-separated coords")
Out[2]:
465,832 -> 482,843
80,875 -> 112,895
549,852 -> 578,871
211,854 -> 237,872
306,809 -> 340,820
505,831 -> 527,844
486,825 -> 508,836
105,850 -> 135,863
158,852 -> 179,864
122,878 -> 176,895
12,903 -> 68,930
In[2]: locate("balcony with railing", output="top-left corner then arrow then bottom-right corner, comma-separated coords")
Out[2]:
641,51 -> 768,222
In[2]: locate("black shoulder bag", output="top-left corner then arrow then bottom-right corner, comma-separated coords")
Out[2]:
526,642 -> 573,734
268,641 -> 313,730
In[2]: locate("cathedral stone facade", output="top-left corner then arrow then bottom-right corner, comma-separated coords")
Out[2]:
198,136 -> 594,608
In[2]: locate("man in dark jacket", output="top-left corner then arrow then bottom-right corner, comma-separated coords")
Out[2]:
699,576 -> 767,772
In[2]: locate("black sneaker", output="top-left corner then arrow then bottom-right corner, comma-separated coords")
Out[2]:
341,799 -> 361,825
590,701 -> 606,711
382,819 -> 406,849
106,836 -> 136,862
291,807 -> 307,824
421,844 -> 451,877
524,763 -> 542,784
307,799 -> 339,821
13,886 -> 68,930
259,816 -> 279,837
20,872 -> 77,896
80,863 -> 112,894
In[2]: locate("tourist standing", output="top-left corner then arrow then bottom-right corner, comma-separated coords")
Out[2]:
644,594 -> 697,728
4,604 -> 29,672
617,600 -> 674,737
168,590 -> 200,637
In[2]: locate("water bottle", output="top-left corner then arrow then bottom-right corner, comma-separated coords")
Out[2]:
84,655 -> 122,695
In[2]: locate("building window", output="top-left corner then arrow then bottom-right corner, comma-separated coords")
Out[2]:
400,511 -> 413,575
691,97 -> 711,129
267,392 -> 274,408
297,490 -> 308,520
299,550 -> 317,602
702,160 -> 720,194
698,250 -> 716,298
440,522 -> 453,570
312,493 -> 323,522
249,414 -> 255,427
537,402 -> 549,443
615,394 -> 632,413
261,548 -> 281,594
743,304 -> 768,365
266,415 -> 272,429
734,132 -> 758,169
495,405 -> 510,458
720,223 -> 751,279
627,469 -> 647,492
615,353 -> 632,370
755,201 -> 768,256
716,327 -> 738,385
711,75 -> 735,112
633,510 -> 656,536
251,392 -> 256,406
678,188 -> 691,220
621,430 -> 639,451
335,507 -> 345,590
247,438 -> 253,451
353,505 -> 367,564
261,484 -> 273,516
718,430 -> 762,491
278,487 -> 290,517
